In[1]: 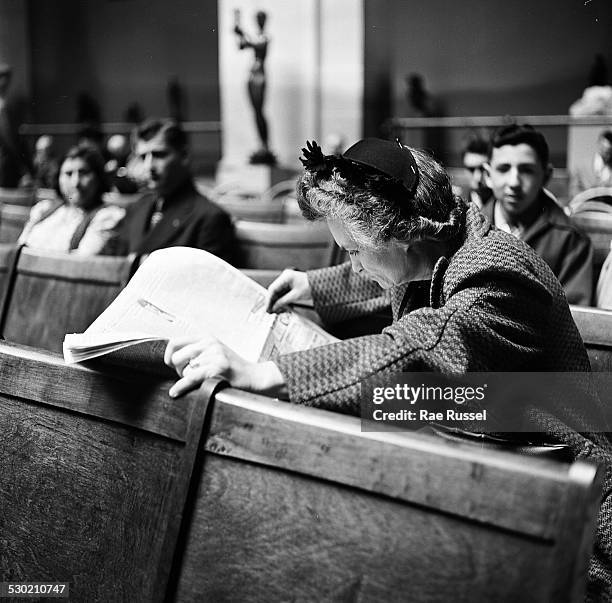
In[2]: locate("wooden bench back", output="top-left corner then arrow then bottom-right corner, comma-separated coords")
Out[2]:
0,186 -> 35,205
0,340 -> 603,602
0,342 -> 208,602
0,242 -> 21,313
235,219 -> 337,270
171,387 -> 603,603
571,305 -> 612,371
570,208 -> 612,279
1,248 -> 139,352
0,202 -> 31,243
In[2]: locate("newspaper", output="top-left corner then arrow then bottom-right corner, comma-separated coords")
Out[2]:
63,246 -> 337,365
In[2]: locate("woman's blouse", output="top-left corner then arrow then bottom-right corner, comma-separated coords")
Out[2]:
18,199 -> 125,255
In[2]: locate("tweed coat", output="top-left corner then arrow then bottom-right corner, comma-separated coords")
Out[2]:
115,180 -> 238,264
276,205 -> 612,601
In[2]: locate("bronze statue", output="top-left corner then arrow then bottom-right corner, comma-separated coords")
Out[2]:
234,9 -> 276,164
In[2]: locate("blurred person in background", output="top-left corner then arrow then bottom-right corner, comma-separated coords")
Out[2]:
19,143 -> 124,255
115,119 -> 237,262
461,134 -> 492,209
32,135 -> 59,190
0,63 -> 32,187
570,129 -> 612,198
482,124 -> 593,306
105,134 -> 139,194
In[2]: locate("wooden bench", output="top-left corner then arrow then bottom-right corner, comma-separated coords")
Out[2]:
0,186 -> 35,206
568,194 -> 612,285
0,203 -> 31,243
571,305 -> 612,371
0,242 -> 21,314
170,386 -> 603,603
235,220 -> 338,270
0,341 -> 208,602
0,248 -> 139,353
0,341 -> 603,602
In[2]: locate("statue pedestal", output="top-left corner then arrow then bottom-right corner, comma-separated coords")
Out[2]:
215,162 -> 298,196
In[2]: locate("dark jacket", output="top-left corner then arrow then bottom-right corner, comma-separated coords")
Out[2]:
482,193 -> 593,306
276,205 -> 611,600
115,180 -> 238,264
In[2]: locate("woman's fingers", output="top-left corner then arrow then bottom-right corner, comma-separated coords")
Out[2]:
265,272 -> 293,312
169,369 -> 207,398
265,269 -> 311,313
164,335 -> 217,376
164,336 -> 198,368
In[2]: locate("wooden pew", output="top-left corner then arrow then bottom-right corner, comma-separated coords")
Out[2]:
0,242 -> 21,316
171,387 -> 603,603
0,341 -> 603,602
0,186 -> 35,206
0,203 -> 31,243
568,196 -> 612,282
0,341 -> 208,602
0,248 -> 139,353
235,220 -> 338,270
571,305 -> 612,371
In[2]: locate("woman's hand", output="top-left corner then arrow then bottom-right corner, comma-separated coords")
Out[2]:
265,269 -> 312,313
164,335 -> 286,399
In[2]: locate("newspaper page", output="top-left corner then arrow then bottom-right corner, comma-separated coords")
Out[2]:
63,246 -> 337,364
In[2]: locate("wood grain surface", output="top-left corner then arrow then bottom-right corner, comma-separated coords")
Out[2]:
1,249 -> 139,353
0,343 -> 209,603
170,387 -> 602,603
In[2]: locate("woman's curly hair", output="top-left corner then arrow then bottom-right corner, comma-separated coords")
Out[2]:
296,147 -> 466,250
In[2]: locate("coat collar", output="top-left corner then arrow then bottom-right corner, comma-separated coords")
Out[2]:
392,204 -> 487,316
483,191 -> 566,243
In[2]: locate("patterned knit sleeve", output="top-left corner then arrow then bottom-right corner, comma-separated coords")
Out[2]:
276,274 -> 551,414
307,262 -> 390,325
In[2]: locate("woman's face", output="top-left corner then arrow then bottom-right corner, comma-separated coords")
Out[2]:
327,218 -> 441,289
59,156 -> 100,209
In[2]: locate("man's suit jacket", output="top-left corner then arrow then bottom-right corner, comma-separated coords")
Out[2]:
116,180 -> 238,265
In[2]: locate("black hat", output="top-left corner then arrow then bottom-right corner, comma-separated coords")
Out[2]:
300,138 -> 419,197
342,138 -> 418,195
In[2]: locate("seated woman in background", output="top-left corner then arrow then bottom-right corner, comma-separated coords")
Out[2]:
19,143 -> 125,255
165,138 -> 612,599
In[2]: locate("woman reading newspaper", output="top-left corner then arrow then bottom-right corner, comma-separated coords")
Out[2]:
165,138 -> 612,600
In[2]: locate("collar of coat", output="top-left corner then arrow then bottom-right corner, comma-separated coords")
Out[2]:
393,203 -> 500,317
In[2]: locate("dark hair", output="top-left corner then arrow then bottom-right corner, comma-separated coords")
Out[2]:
135,118 -> 188,154
297,146 -> 465,249
600,130 -> 612,144
462,134 -> 490,158
56,142 -> 109,200
491,124 -> 549,168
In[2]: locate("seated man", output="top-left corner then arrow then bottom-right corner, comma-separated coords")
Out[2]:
116,119 -> 238,263
461,134 -> 492,209
482,124 -> 593,306
570,129 -> 612,198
